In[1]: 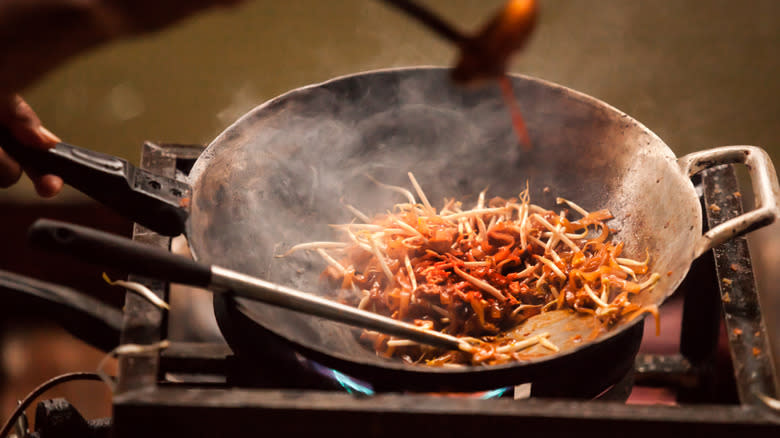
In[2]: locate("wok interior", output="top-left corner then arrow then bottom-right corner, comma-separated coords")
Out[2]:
189,68 -> 702,370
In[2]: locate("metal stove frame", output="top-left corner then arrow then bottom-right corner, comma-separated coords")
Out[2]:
108,142 -> 779,437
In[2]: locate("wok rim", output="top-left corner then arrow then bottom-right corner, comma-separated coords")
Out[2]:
189,66 -> 698,379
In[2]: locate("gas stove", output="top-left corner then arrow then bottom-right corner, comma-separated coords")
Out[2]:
28,142 -> 780,437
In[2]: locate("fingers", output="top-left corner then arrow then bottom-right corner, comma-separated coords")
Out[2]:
0,94 -> 63,196
0,145 -> 61,196
25,168 -> 64,198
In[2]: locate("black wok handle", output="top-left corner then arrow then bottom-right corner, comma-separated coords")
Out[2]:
0,127 -> 190,236
28,219 -> 211,287
0,270 -> 123,352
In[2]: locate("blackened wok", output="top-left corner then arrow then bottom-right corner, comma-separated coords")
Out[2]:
4,67 -> 778,392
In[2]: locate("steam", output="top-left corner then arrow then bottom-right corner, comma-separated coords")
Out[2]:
192,70 -> 531,295
259,74 -> 521,288
190,68 -> 687,308
182,68 -> 706,365
216,82 -> 264,126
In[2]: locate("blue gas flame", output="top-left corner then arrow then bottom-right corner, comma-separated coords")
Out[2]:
308,361 -> 375,395
307,359 -> 511,398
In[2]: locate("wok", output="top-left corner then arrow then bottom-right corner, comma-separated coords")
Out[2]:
3,67 -> 778,392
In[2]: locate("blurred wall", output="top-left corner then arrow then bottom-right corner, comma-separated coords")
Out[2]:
0,0 -> 778,381
1,0 -> 777,200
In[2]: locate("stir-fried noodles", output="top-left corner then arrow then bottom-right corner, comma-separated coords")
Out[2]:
282,173 -> 660,365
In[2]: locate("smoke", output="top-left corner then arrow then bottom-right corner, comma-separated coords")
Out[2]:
189,67 -> 696,319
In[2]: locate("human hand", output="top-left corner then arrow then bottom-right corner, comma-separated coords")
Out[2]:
0,95 -> 63,197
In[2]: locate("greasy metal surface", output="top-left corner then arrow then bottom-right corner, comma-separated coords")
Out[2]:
159,342 -> 231,377
186,67 -> 706,378
702,164 -> 780,404
112,387 -> 780,438
634,354 -> 697,389
679,195 -> 723,368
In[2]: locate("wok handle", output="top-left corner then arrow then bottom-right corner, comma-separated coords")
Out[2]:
0,270 -> 123,352
28,219 -> 212,287
0,127 -> 189,236
678,145 -> 780,258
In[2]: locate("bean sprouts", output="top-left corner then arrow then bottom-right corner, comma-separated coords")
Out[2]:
283,174 -> 660,365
